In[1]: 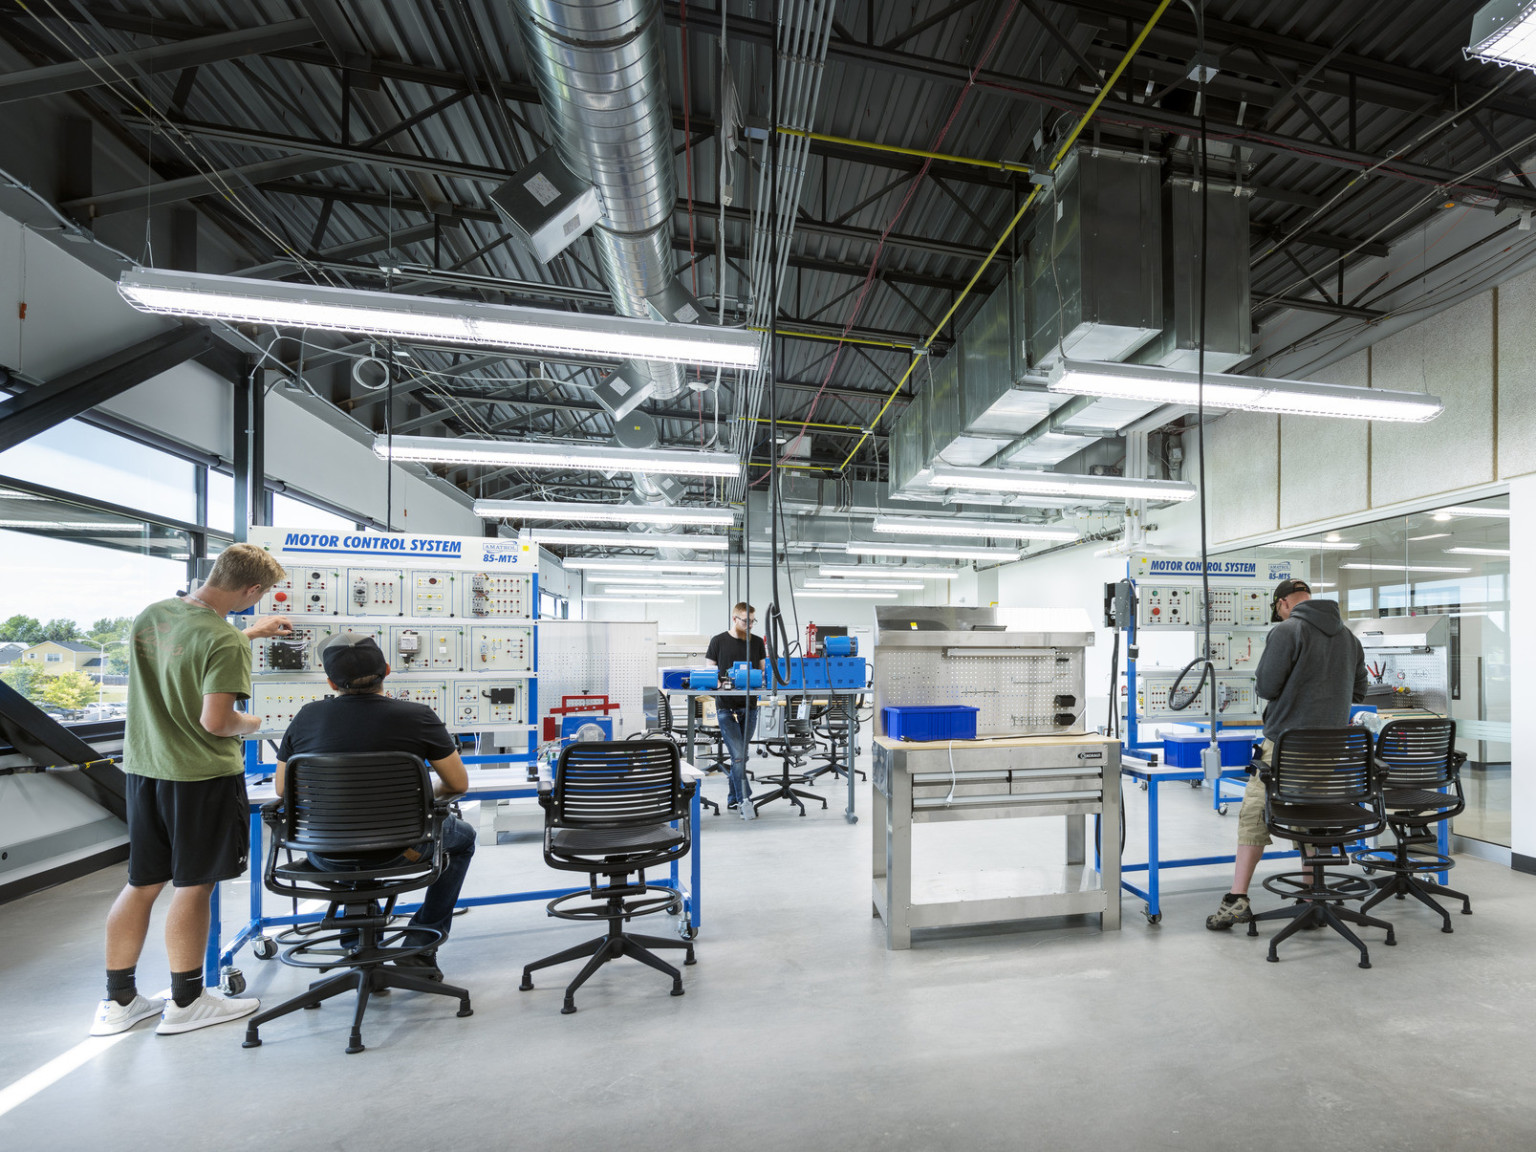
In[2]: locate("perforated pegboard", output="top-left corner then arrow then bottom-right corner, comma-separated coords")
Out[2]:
875,648 -> 1086,735
538,621 -> 658,736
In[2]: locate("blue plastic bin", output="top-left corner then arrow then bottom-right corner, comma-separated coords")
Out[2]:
1162,732 -> 1209,768
1217,730 -> 1262,768
882,705 -> 979,741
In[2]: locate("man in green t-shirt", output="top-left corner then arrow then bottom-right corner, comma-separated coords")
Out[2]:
90,543 -> 292,1037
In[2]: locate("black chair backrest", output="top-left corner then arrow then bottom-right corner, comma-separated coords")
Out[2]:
1375,718 -> 1458,789
280,752 -> 433,855
783,697 -> 814,736
1270,728 -> 1375,804
553,740 -> 684,829
817,695 -> 855,735
656,693 -> 674,733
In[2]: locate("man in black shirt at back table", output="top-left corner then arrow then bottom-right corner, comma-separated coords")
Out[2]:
275,633 -> 475,980
706,602 -> 766,821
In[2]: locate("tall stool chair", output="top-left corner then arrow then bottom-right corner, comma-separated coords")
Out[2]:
242,752 -> 473,1054
1246,727 -> 1395,969
1355,718 -> 1472,932
520,740 -> 696,1014
633,695 -> 719,815
805,694 -> 865,784
754,696 -> 827,815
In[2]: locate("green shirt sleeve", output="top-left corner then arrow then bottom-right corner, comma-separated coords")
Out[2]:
202,627 -> 252,699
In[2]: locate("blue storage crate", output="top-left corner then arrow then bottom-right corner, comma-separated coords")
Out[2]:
1217,730 -> 1261,768
882,705 -> 979,741
1162,732 -> 1210,768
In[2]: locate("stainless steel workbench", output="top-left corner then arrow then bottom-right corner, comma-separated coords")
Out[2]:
871,734 -> 1122,948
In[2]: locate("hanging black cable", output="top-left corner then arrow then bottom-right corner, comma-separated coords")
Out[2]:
764,0 -> 793,687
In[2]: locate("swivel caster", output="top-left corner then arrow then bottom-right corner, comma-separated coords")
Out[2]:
1218,805 -> 1229,815
221,968 -> 246,996
253,936 -> 279,961
1144,908 -> 1161,925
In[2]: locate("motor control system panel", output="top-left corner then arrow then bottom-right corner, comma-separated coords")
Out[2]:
242,528 -> 539,745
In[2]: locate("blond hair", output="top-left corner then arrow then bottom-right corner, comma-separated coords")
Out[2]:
207,543 -> 287,591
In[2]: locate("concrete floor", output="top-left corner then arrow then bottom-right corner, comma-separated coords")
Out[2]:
3,757 -> 1535,1152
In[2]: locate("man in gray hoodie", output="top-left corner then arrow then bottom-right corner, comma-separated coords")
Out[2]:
1206,578 -> 1368,930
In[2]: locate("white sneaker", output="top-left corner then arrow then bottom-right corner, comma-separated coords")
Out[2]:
155,990 -> 260,1035
740,798 -> 758,821
89,994 -> 166,1036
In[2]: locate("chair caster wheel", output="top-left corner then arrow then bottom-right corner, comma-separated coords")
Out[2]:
561,1003 -> 577,1015
221,968 -> 246,996
253,936 -> 279,961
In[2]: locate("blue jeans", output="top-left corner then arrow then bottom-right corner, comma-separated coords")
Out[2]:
716,707 -> 757,807
313,814 -> 476,949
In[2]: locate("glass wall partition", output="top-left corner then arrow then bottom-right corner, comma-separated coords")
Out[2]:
1222,494 -> 1510,847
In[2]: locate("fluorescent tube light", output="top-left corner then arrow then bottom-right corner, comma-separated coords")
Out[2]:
799,590 -> 898,599
0,520 -> 127,529
1339,563 -> 1472,574
1434,505 -> 1510,519
117,268 -> 761,368
1408,533 -> 1451,541
474,499 -> 735,527
1258,540 -> 1361,551
928,466 -> 1197,503
846,542 -> 1021,561
1466,0 -> 1536,71
595,578 -> 724,588
564,560 -> 725,574
818,565 -> 959,581
582,595 -> 685,604
1443,546 -> 1511,556
1046,358 -> 1443,422
871,516 -> 1078,542
374,434 -> 739,478
802,579 -> 925,591
529,528 -> 728,550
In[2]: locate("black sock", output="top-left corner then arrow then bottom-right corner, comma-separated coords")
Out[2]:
1226,892 -> 1246,902
170,969 -> 203,1009
106,966 -> 138,1007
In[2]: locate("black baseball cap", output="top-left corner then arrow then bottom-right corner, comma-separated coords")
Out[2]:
319,632 -> 389,688
1270,578 -> 1312,622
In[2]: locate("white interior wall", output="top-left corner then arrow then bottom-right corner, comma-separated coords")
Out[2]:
0,214 -> 478,535
1510,474 -> 1536,870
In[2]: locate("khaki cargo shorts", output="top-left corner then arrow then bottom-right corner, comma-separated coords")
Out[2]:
1235,739 -> 1276,848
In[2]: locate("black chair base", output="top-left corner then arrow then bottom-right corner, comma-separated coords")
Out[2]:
1357,839 -> 1471,933
1248,867 -> 1395,968
751,768 -> 827,816
521,896 -> 695,1014
243,956 -> 471,1054
803,755 -> 866,785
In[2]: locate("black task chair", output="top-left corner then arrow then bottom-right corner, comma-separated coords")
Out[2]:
689,694 -> 730,774
1355,718 -> 1472,932
242,753 -> 472,1054
753,696 -> 827,815
1246,728 -> 1396,969
632,695 -> 719,815
804,694 -> 866,785
520,740 -> 696,1014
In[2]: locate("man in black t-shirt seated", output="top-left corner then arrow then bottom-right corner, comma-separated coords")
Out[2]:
275,633 -> 474,981
705,602 -> 767,821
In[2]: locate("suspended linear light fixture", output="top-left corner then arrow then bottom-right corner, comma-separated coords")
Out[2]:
928,466 -> 1197,502
529,528 -> 728,550
374,435 -> 740,478
801,590 -> 899,600
581,595 -> 686,604
1258,540 -> 1361,551
563,560 -> 725,574
872,516 -> 1078,542
594,578 -> 725,589
1466,0 -> 1536,71
1046,358 -> 1443,422
473,499 -> 736,526
1433,505 -> 1510,519
846,542 -> 1022,561
117,268 -> 761,368
818,565 -> 960,581
802,580 -> 925,591
1443,546 -> 1511,557
1339,563 -> 1472,574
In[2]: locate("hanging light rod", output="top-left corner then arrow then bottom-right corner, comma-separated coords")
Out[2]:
871,516 -> 1078,542
928,466 -> 1197,502
800,590 -> 899,600
373,434 -> 740,478
562,559 -> 725,574
473,499 -> 736,527
116,268 -> 762,369
818,565 -> 959,581
802,579 -> 925,591
1046,358 -> 1443,422
594,578 -> 724,589
1258,540 -> 1361,551
528,528 -> 729,551
1339,562 -> 1472,574
846,542 -> 1021,561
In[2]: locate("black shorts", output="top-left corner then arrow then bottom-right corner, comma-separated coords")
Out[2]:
125,774 -> 251,887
